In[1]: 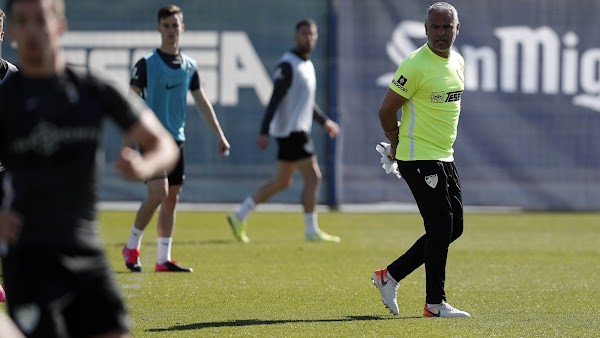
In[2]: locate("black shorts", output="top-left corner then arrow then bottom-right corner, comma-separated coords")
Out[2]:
276,131 -> 315,161
145,141 -> 185,186
167,144 -> 185,186
2,248 -> 130,338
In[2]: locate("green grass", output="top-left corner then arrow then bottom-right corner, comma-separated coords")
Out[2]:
4,211 -> 600,337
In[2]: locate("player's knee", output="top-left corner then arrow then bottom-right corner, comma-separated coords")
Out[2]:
148,190 -> 168,205
451,219 -> 464,242
313,174 -> 322,185
303,173 -> 321,189
428,229 -> 453,244
425,214 -> 453,240
274,178 -> 293,190
162,193 -> 179,209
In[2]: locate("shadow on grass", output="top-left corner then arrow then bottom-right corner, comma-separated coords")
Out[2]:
106,239 -> 236,247
147,315 -> 421,332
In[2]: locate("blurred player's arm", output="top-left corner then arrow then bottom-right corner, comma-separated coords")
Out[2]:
0,312 -> 25,338
117,108 -> 179,181
190,78 -> 230,156
130,85 -> 143,95
257,62 -> 292,150
101,72 -> 178,181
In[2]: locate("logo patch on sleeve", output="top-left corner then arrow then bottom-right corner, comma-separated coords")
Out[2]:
398,75 -> 408,85
391,75 -> 409,92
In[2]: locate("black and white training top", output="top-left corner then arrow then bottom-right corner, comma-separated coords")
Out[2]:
260,50 -> 328,138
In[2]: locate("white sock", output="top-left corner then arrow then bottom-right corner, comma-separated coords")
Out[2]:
236,196 -> 256,221
126,226 -> 144,250
304,212 -> 320,235
157,237 -> 172,264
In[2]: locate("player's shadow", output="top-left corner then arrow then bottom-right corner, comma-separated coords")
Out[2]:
147,315 -> 421,332
107,239 -> 232,248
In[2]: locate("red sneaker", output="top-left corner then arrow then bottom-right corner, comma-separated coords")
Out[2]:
0,284 -> 6,302
122,246 -> 141,272
155,260 -> 193,272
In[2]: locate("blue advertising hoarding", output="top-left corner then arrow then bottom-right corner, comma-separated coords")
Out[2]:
337,0 -> 600,210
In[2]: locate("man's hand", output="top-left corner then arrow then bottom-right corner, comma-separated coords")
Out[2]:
385,126 -> 399,160
217,136 -> 231,157
115,146 -> 157,181
121,136 -> 136,149
324,120 -> 340,138
256,134 -> 269,150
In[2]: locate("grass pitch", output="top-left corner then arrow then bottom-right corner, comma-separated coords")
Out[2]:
3,211 -> 600,337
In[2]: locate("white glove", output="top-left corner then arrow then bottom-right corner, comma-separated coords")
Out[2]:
375,142 -> 402,179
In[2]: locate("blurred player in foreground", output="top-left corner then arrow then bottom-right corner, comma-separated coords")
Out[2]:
0,8 -> 18,82
0,0 -> 179,336
0,6 -> 18,306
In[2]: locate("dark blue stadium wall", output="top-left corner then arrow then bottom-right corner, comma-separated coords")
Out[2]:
337,0 -> 600,210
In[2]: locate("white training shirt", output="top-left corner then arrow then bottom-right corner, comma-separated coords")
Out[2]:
269,52 -> 317,137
